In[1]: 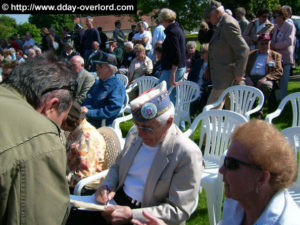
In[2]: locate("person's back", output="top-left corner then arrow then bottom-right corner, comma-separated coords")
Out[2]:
0,85 -> 70,225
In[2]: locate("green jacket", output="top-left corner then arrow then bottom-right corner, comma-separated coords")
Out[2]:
0,85 -> 70,225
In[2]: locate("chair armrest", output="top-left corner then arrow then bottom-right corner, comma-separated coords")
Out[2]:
265,109 -> 282,124
112,114 -> 133,141
74,170 -> 109,196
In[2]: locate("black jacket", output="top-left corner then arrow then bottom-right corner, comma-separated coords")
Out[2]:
161,22 -> 186,70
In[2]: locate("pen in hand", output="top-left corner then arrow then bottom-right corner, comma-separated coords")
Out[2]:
105,185 -> 109,206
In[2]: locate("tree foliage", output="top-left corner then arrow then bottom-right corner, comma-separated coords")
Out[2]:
17,22 -> 42,44
29,14 -> 74,35
0,15 -> 18,40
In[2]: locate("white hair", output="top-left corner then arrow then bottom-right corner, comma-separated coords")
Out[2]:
8,48 -> 16,54
186,41 -> 197,49
216,5 -> 225,14
156,103 -> 175,125
124,41 -> 134,49
225,9 -> 232,16
86,16 -> 94,22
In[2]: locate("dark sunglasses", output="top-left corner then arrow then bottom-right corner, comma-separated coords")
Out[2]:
135,124 -> 154,132
223,156 -> 263,171
41,81 -> 78,98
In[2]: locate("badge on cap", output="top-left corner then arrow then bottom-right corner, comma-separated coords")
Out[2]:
141,103 -> 157,120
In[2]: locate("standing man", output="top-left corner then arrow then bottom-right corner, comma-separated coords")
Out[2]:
235,7 -> 249,34
113,20 -> 126,49
204,0 -> 249,109
70,55 -> 95,104
82,17 -> 101,62
0,52 -> 76,225
81,61 -> 126,127
73,24 -> 85,57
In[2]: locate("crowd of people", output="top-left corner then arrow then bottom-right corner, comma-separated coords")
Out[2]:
0,1 -> 300,225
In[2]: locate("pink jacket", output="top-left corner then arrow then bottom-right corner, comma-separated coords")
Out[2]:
271,20 -> 296,64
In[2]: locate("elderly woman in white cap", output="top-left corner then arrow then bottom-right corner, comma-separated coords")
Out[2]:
132,21 -> 152,55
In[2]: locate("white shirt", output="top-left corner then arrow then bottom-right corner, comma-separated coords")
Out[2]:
132,31 -> 152,51
218,190 -> 300,225
250,52 -> 268,76
123,143 -> 159,202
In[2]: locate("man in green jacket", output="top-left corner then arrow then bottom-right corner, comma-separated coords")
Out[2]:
0,52 -> 76,225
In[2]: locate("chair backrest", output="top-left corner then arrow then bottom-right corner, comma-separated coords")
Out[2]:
184,110 -> 248,163
116,74 -> 129,87
204,85 -> 264,120
169,81 -> 200,125
128,76 -> 159,95
281,126 -> 300,188
112,114 -> 134,149
265,92 -> 300,127
98,127 -> 121,170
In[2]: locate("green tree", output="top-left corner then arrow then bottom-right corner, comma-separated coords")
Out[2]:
137,0 -> 206,31
17,22 -> 42,45
0,15 -> 18,40
29,14 -> 74,35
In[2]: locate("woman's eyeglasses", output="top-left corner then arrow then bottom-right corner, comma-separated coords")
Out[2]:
223,156 -> 263,171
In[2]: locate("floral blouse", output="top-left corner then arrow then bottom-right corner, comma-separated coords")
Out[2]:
66,119 -> 106,188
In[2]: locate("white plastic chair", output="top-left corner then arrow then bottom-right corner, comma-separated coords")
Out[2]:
281,126 -> 300,207
184,110 -> 248,225
116,74 -> 128,87
168,81 -> 200,126
126,76 -> 159,95
204,85 -> 264,120
265,92 -> 300,127
112,114 -> 133,149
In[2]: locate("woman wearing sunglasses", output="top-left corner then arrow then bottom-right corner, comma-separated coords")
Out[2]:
218,120 -> 299,225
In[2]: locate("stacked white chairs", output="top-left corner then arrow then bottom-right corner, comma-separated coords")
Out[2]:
203,85 -> 264,120
184,110 -> 248,225
168,81 -> 200,126
116,74 -> 129,87
281,126 -> 300,207
73,127 -> 121,195
265,92 -> 300,127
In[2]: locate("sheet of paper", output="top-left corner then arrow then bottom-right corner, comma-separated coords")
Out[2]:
70,193 -> 117,211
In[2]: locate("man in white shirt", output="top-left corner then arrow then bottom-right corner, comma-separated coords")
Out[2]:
132,21 -> 152,55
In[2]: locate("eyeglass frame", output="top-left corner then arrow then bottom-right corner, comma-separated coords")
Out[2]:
223,156 -> 263,171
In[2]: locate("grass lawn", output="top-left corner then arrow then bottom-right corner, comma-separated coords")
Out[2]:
118,78 -> 300,225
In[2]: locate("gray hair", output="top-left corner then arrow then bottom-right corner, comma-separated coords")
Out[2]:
124,41 -> 134,49
4,52 -> 76,111
158,8 -> 176,23
86,16 -> 94,22
282,5 -> 292,16
156,103 -> 175,125
236,7 -> 246,16
186,41 -> 197,49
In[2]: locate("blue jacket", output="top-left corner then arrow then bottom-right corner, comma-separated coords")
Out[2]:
82,75 -> 126,127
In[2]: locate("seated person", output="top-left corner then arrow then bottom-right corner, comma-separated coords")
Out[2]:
128,44 -> 153,83
151,43 -> 163,79
133,120 -> 300,225
81,60 -> 126,128
86,41 -> 107,72
187,43 -> 212,114
62,42 -> 79,62
62,102 -> 106,193
67,81 -> 203,225
185,41 -> 201,74
106,38 -> 123,67
70,55 -> 95,104
118,41 -> 136,75
219,120 -> 299,224
245,33 -> 283,115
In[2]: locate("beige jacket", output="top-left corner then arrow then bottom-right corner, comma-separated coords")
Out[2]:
102,124 -> 203,225
209,13 -> 249,89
